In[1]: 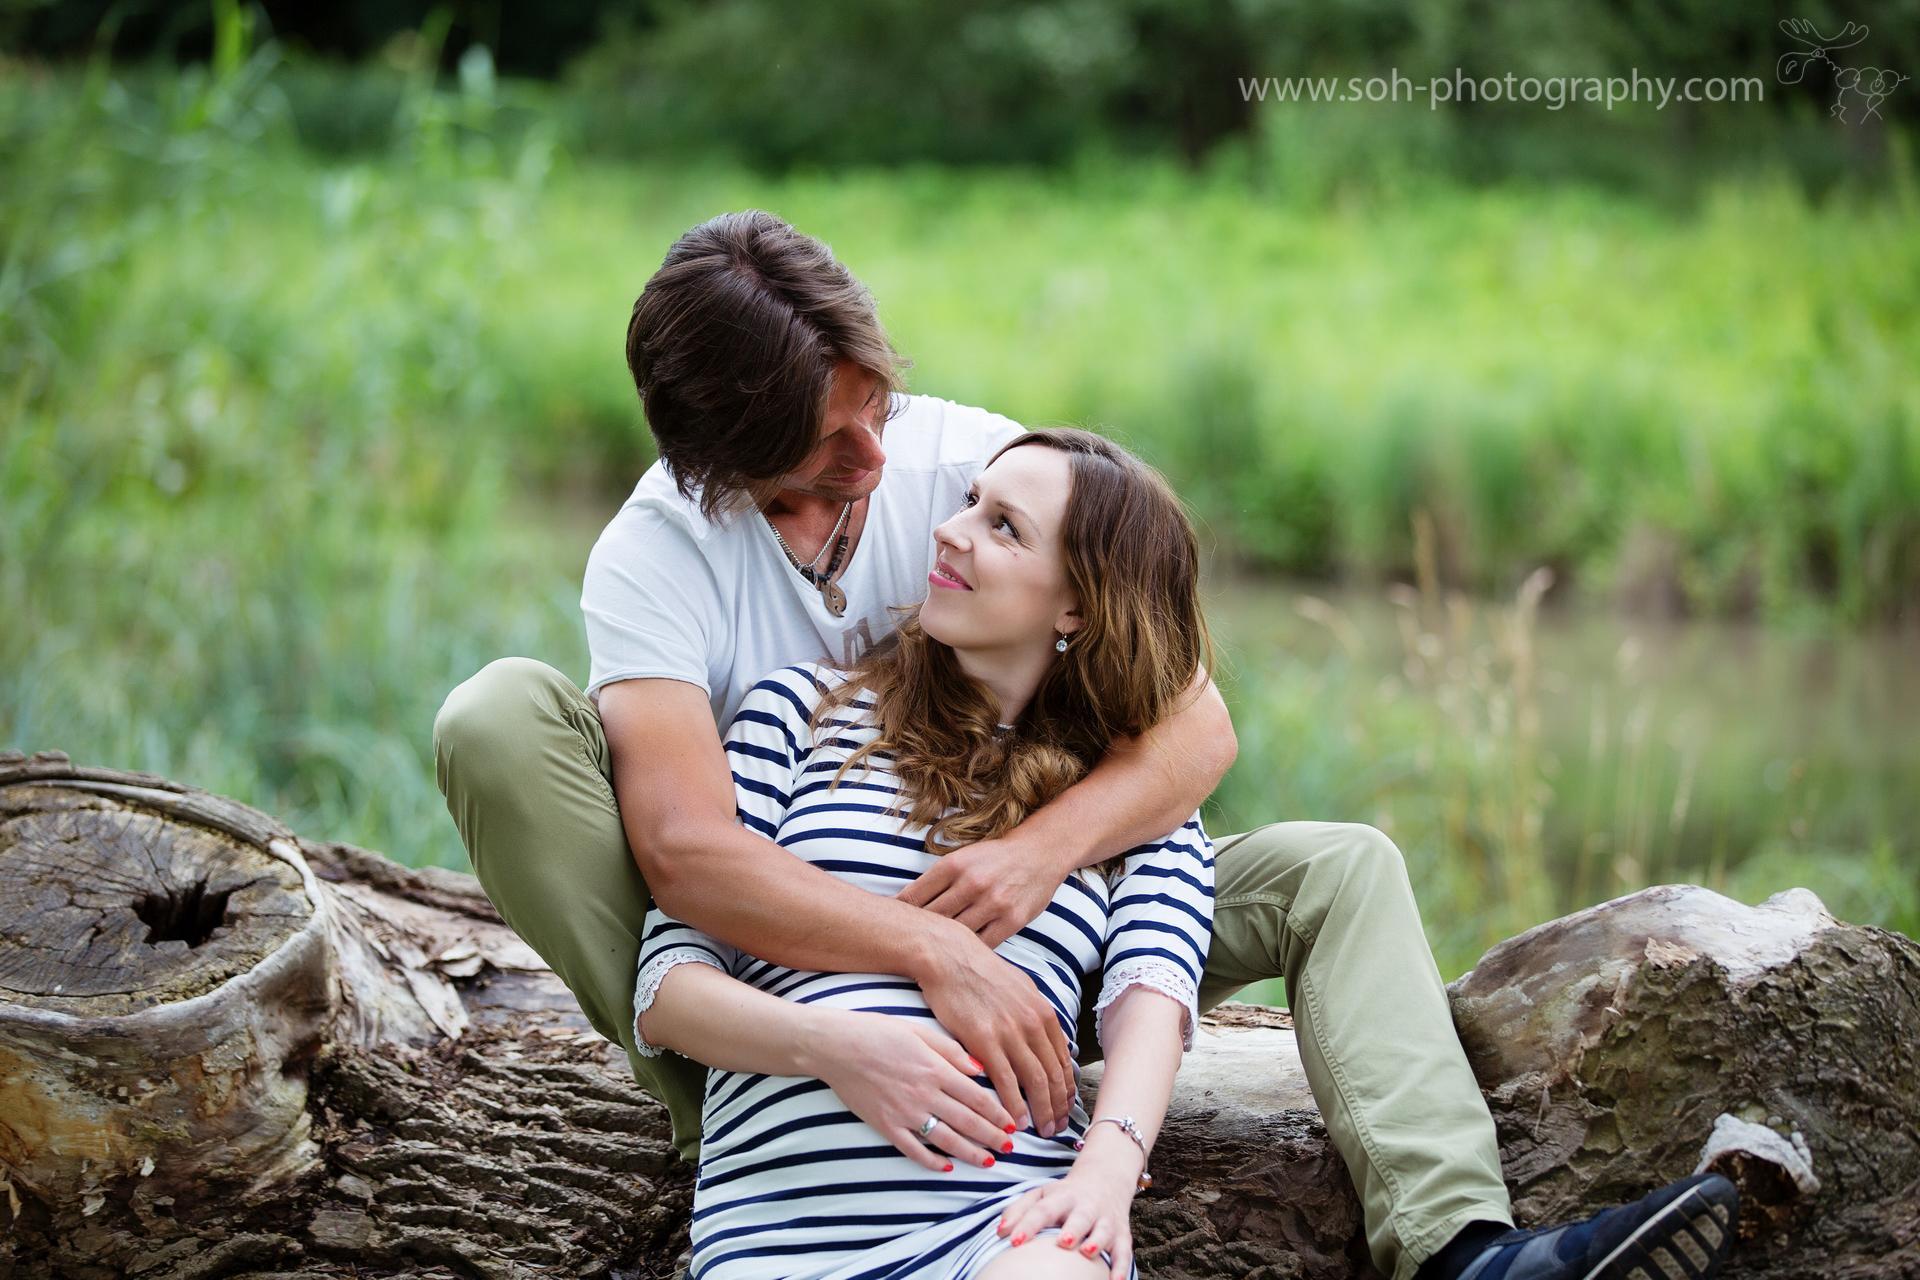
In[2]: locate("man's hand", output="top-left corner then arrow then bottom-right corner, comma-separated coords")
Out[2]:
898,833 -> 1070,948
914,919 -> 1077,1139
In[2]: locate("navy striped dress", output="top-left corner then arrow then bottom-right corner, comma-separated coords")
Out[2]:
633,663 -> 1214,1280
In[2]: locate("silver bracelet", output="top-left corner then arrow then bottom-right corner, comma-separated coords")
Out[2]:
1074,1114 -> 1153,1190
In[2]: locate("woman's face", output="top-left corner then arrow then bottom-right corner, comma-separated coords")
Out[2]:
921,445 -> 1082,656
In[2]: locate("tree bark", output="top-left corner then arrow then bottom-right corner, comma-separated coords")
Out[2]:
2,752 -> 1915,1279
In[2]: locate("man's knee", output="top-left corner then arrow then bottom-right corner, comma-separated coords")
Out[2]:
1334,822 -> 1408,881
433,656 -> 571,788
1218,820 -> 1408,897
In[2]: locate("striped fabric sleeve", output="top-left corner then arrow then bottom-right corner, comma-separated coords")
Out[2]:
1093,812 -> 1215,1054
631,667 -> 822,1057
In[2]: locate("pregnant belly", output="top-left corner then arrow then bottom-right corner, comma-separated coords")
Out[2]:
693,976 -> 1083,1231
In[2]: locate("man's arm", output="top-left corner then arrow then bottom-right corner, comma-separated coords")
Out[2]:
899,668 -> 1235,943
597,677 -> 1077,1135
1025,666 -> 1235,867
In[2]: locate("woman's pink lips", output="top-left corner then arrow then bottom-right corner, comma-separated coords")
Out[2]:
929,563 -> 970,590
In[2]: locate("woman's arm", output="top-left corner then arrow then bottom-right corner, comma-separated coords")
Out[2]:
992,813 -> 1215,1278
1071,985 -> 1187,1176
636,958 -> 1020,1171
990,988 -> 1186,1280
636,954 -> 820,1077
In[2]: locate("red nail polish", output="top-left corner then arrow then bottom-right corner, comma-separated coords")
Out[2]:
1004,1122 -> 1017,1134
1082,1243 -> 1098,1257
1062,1235 -> 1075,1248
942,1161 -> 954,1172
1001,1139 -> 1014,1153
1011,1234 -> 1025,1246
966,1057 -> 983,1073
982,1154 -> 994,1167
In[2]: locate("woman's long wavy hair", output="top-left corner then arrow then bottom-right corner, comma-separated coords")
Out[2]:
811,429 -> 1213,863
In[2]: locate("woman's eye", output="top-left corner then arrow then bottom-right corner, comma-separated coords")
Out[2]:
960,492 -> 1016,538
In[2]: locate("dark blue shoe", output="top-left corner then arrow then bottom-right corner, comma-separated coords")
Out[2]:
1457,1172 -> 1740,1280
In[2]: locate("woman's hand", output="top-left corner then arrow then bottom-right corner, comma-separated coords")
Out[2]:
994,1151 -> 1140,1280
800,1009 -> 1020,1172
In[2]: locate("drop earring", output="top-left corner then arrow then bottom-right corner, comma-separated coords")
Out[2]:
1055,635 -> 1069,653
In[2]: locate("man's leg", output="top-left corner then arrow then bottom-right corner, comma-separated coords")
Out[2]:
432,656 -> 708,1164
1198,821 -> 1513,1280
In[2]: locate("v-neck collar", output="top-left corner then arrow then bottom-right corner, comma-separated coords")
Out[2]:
754,488 -> 880,618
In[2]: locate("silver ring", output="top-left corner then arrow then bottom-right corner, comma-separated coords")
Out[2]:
916,1114 -> 939,1140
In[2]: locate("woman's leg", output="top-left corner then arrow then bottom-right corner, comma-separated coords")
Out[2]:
973,1233 -> 1110,1279
432,656 -> 708,1163
1198,821 -> 1514,1280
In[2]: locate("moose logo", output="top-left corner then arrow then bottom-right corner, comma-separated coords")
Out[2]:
1777,19 -> 1906,124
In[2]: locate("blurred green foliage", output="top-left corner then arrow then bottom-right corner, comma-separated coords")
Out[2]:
2,23 -> 1916,976
9,0 -> 1920,172
1208,569 -> 1920,976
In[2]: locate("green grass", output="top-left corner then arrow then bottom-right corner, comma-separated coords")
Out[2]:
3,57 -> 1915,980
1204,564 -> 1920,980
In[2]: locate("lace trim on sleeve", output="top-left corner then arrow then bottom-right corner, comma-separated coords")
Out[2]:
1094,957 -> 1200,1054
632,946 -> 727,1058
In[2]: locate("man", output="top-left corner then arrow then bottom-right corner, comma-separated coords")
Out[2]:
434,210 -> 1737,1280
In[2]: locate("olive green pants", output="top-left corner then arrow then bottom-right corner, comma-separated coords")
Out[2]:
432,657 -> 1512,1279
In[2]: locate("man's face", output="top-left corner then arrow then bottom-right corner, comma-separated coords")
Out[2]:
775,361 -> 889,504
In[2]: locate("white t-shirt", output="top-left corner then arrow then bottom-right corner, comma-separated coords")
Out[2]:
582,393 -> 1027,727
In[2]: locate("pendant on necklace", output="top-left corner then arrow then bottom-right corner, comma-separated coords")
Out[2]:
820,579 -> 848,617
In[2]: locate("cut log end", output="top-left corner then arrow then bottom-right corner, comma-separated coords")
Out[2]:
1,787 -> 312,1015
0,768 -> 333,1223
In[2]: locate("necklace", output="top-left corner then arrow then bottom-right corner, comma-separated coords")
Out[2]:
765,500 -> 854,617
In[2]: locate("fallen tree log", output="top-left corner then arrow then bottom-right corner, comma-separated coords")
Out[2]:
1,752 -> 1915,1279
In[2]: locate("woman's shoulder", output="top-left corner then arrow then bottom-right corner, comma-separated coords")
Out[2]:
1102,811 -> 1213,883
736,663 -> 875,727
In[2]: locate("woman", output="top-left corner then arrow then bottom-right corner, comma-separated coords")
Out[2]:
633,428 -> 1214,1280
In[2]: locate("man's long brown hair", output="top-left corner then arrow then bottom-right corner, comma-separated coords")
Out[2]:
625,210 -> 908,521
811,429 -> 1213,859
